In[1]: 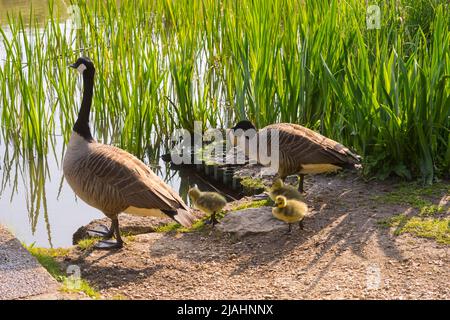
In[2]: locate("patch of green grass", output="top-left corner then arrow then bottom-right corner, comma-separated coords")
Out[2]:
372,182 -> 449,214
377,214 -> 409,228
25,244 -> 101,299
77,234 -> 136,251
61,278 -> 101,299
154,222 -> 180,233
77,238 -> 101,250
419,205 -> 445,216
155,216 -> 216,233
24,245 -> 70,281
231,199 -> 272,211
378,215 -> 450,245
239,177 -> 266,196
181,217 -> 212,232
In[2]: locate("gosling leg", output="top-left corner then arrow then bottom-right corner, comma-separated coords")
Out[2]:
285,223 -> 292,234
95,218 -> 124,250
299,220 -> 304,230
210,212 -> 219,226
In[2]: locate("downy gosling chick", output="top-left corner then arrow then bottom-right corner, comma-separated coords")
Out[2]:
268,178 -> 304,202
272,195 -> 308,233
188,186 -> 227,226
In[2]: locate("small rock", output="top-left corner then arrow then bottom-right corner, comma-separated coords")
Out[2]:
216,207 -> 287,238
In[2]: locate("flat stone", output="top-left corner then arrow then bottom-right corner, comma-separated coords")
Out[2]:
0,225 -> 60,300
216,207 -> 287,237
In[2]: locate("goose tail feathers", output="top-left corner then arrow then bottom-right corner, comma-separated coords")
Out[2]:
162,209 -> 195,228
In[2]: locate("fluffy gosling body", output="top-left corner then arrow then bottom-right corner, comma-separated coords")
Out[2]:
268,178 -> 304,202
188,186 -> 227,226
272,195 -> 308,233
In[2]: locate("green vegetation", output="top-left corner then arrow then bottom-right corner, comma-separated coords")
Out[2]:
76,237 -> 101,250
378,215 -> 450,245
155,215 -> 219,233
25,243 -> 101,298
231,199 -> 273,211
0,0 -> 449,183
372,182 -> 449,215
239,177 -> 266,195
154,222 -> 181,233
376,181 -> 449,244
76,233 -> 135,250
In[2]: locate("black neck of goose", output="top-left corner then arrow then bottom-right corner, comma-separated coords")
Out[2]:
73,70 -> 94,142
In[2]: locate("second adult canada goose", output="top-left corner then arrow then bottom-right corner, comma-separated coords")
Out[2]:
188,186 -> 227,226
63,57 -> 195,249
230,121 -> 361,192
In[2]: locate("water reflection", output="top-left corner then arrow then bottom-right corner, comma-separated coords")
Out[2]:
0,0 -> 68,25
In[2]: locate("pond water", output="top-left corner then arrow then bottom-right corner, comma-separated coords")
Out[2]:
0,1 -> 237,248
0,131 -> 229,248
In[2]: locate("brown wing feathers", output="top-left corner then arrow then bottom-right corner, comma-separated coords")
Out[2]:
264,123 -> 360,167
87,144 -> 188,212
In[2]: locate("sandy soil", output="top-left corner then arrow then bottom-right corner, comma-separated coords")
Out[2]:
60,172 -> 449,299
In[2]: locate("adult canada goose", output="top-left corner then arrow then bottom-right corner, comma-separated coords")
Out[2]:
230,120 -> 361,193
188,186 -> 227,226
268,178 -> 304,202
272,195 -> 308,233
64,57 -> 195,249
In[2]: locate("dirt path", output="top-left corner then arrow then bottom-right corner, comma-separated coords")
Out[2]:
61,173 -> 449,299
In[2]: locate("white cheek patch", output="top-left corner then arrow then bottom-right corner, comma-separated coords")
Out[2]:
77,63 -> 87,74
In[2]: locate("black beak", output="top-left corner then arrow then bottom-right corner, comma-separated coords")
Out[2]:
69,64 -> 76,69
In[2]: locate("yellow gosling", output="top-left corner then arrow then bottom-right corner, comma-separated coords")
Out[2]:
268,178 -> 304,202
188,186 -> 227,226
272,195 -> 308,233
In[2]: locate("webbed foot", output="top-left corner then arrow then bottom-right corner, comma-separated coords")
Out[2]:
87,224 -> 114,239
204,213 -> 219,226
94,240 -> 124,250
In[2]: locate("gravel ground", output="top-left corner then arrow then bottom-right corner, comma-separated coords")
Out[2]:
62,173 -> 449,299
0,225 -> 60,300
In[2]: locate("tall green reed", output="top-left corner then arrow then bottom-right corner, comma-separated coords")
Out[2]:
0,0 -> 448,182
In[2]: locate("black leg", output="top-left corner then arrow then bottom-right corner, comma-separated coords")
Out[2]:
299,220 -> 304,230
210,212 -> 219,226
113,218 -> 124,246
94,218 -> 124,250
298,174 -> 305,193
